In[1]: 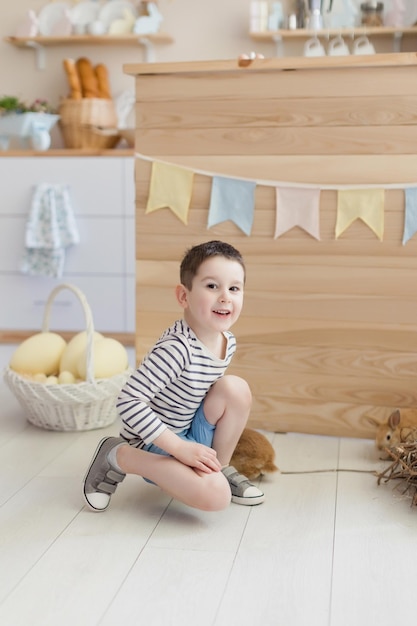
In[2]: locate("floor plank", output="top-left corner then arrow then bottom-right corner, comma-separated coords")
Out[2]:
331,470 -> 417,626
214,472 -> 337,626
0,480 -> 171,626
101,548 -> 236,626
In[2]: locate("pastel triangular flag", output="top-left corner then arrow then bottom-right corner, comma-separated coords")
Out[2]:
274,186 -> 321,240
146,162 -> 194,225
208,176 -> 256,236
335,189 -> 385,241
403,188 -> 417,245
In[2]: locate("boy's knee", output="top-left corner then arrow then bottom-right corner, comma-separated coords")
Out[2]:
197,472 -> 231,512
204,375 -> 252,426
221,375 -> 252,405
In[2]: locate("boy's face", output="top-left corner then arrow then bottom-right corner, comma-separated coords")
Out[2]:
177,256 -> 245,334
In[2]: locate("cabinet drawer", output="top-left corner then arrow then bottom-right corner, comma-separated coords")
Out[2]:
0,216 -> 126,274
0,275 -> 130,332
0,157 -> 131,217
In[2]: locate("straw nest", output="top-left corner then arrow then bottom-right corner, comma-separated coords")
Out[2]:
377,441 -> 417,506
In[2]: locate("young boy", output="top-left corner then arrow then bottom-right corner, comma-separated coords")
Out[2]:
83,240 -> 265,512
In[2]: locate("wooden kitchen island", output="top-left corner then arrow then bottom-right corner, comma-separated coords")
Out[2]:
125,52 -> 417,438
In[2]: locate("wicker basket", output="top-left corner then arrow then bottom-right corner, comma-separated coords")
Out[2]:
58,98 -> 120,149
60,124 -> 120,150
3,284 -> 132,432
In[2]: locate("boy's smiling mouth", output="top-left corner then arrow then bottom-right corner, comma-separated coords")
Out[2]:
213,309 -> 230,316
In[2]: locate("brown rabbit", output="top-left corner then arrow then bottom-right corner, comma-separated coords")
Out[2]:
370,409 -> 417,458
230,428 -> 278,480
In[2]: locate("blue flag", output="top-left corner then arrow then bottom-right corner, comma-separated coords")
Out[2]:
208,176 -> 256,236
403,188 -> 417,245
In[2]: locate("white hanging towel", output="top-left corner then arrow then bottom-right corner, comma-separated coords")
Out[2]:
20,183 -> 80,278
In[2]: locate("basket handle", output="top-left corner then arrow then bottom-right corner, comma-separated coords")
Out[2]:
41,283 -> 95,384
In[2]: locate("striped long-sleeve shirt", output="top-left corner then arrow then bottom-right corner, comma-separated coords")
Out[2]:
116,319 -> 236,448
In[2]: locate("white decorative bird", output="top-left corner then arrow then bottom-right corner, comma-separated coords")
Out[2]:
133,2 -> 163,35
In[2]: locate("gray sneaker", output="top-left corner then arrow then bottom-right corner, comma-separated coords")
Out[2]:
222,465 -> 265,506
83,437 -> 126,512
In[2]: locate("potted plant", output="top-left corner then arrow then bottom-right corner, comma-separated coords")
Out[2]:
0,96 -> 60,150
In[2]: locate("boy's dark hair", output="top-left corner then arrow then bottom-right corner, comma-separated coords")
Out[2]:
180,240 -> 246,289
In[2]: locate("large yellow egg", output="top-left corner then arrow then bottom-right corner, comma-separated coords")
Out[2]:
77,337 -> 129,380
10,332 -> 67,376
59,330 -> 103,377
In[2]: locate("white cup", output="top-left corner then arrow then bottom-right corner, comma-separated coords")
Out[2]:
87,20 -> 106,36
328,35 -> 350,56
303,37 -> 326,58
353,36 -> 376,55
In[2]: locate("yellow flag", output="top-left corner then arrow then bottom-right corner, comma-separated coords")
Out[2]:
335,189 -> 385,240
146,162 -> 194,225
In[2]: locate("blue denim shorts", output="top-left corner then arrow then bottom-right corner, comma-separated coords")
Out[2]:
143,402 -> 215,455
142,402 -> 215,484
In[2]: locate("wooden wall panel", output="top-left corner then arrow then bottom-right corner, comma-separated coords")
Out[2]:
136,97 -> 417,129
134,126 -> 417,156
128,54 -> 417,439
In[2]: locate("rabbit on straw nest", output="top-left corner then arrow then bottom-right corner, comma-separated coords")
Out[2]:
368,409 -> 417,459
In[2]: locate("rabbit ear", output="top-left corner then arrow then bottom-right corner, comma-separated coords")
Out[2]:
388,409 -> 401,429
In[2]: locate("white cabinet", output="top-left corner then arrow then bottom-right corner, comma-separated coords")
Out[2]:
0,155 -> 135,335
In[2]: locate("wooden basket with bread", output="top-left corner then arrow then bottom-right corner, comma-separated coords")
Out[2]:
59,57 -> 120,149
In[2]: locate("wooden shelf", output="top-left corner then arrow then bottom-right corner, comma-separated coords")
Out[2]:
0,149 -> 134,157
4,33 -> 174,67
250,26 -> 417,55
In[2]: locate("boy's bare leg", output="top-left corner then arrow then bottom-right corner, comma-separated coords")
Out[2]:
203,374 -> 265,506
117,445 -> 231,511
204,375 -> 252,466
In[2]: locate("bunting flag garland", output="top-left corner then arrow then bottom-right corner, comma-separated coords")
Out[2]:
403,188 -> 417,245
146,161 -> 194,225
274,187 -> 321,240
137,153 -> 417,245
335,189 -> 385,241
207,176 -> 256,236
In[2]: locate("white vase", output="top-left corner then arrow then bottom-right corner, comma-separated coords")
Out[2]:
0,113 -> 59,151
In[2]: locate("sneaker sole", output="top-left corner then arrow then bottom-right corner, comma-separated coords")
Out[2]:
231,493 -> 265,506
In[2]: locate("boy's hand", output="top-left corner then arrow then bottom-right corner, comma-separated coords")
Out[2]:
152,429 -> 221,473
174,440 -> 221,473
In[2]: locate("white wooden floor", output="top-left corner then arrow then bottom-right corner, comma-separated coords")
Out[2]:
1,344 -> 416,626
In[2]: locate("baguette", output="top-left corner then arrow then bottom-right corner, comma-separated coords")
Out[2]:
75,57 -> 100,99
95,63 -> 112,100
62,58 -> 82,100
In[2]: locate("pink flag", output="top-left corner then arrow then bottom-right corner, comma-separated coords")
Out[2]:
274,187 -> 321,240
